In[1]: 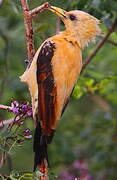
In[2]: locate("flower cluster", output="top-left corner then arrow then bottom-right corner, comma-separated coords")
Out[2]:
22,128 -> 32,139
9,101 -> 32,118
16,128 -> 32,144
6,101 -> 33,142
58,160 -> 93,180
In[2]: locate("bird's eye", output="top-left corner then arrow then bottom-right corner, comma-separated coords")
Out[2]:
69,14 -> 77,21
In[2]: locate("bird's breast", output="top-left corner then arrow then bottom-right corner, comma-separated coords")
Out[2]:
49,36 -> 82,125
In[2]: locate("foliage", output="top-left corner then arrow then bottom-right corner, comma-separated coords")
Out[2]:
0,0 -> 117,179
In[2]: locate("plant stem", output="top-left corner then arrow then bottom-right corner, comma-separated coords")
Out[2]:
0,104 -> 11,110
8,139 -> 17,154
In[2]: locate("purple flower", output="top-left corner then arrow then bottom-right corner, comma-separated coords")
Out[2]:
24,128 -> 30,133
86,174 -> 93,180
22,104 -> 28,110
27,109 -> 33,117
22,128 -> 31,135
10,107 -> 19,114
10,101 -> 33,119
73,161 -> 81,169
25,135 -> 32,139
58,159 -> 93,180
22,128 -> 32,139
11,101 -> 19,107
59,172 -> 74,180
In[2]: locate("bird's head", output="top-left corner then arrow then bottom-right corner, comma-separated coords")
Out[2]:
48,6 -> 101,48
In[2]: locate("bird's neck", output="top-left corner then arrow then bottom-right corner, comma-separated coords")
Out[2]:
62,29 -> 95,48
61,30 -> 82,48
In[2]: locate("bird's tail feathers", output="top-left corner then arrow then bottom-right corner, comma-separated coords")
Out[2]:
33,122 -> 54,171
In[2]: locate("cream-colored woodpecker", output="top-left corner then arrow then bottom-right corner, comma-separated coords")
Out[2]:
20,5 -> 101,171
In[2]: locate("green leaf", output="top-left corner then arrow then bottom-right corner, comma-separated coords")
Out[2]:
107,92 -> 117,104
73,84 -> 85,99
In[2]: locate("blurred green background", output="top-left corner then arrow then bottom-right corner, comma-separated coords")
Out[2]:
0,0 -> 117,179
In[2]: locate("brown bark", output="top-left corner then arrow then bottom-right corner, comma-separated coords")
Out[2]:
20,1 -> 49,62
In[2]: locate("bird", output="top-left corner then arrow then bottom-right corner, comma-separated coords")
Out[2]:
20,5 -> 101,171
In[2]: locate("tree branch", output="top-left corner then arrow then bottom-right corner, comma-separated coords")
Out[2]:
82,18 -> 117,73
20,1 -> 49,61
20,1 -> 49,179
20,0 -> 34,61
30,2 -> 49,18
102,37 -> 117,46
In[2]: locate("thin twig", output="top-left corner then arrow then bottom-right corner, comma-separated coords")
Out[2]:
0,153 -> 4,168
0,104 -> 11,110
104,38 -> 117,46
30,2 -> 49,18
82,18 -> 117,72
56,17 -> 61,34
99,35 -> 117,46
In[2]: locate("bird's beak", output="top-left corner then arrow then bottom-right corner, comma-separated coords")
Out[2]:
48,6 -> 67,19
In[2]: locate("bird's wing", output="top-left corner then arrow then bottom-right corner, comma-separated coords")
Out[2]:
36,40 -> 57,136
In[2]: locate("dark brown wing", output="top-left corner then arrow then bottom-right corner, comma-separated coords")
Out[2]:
36,40 -> 57,136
